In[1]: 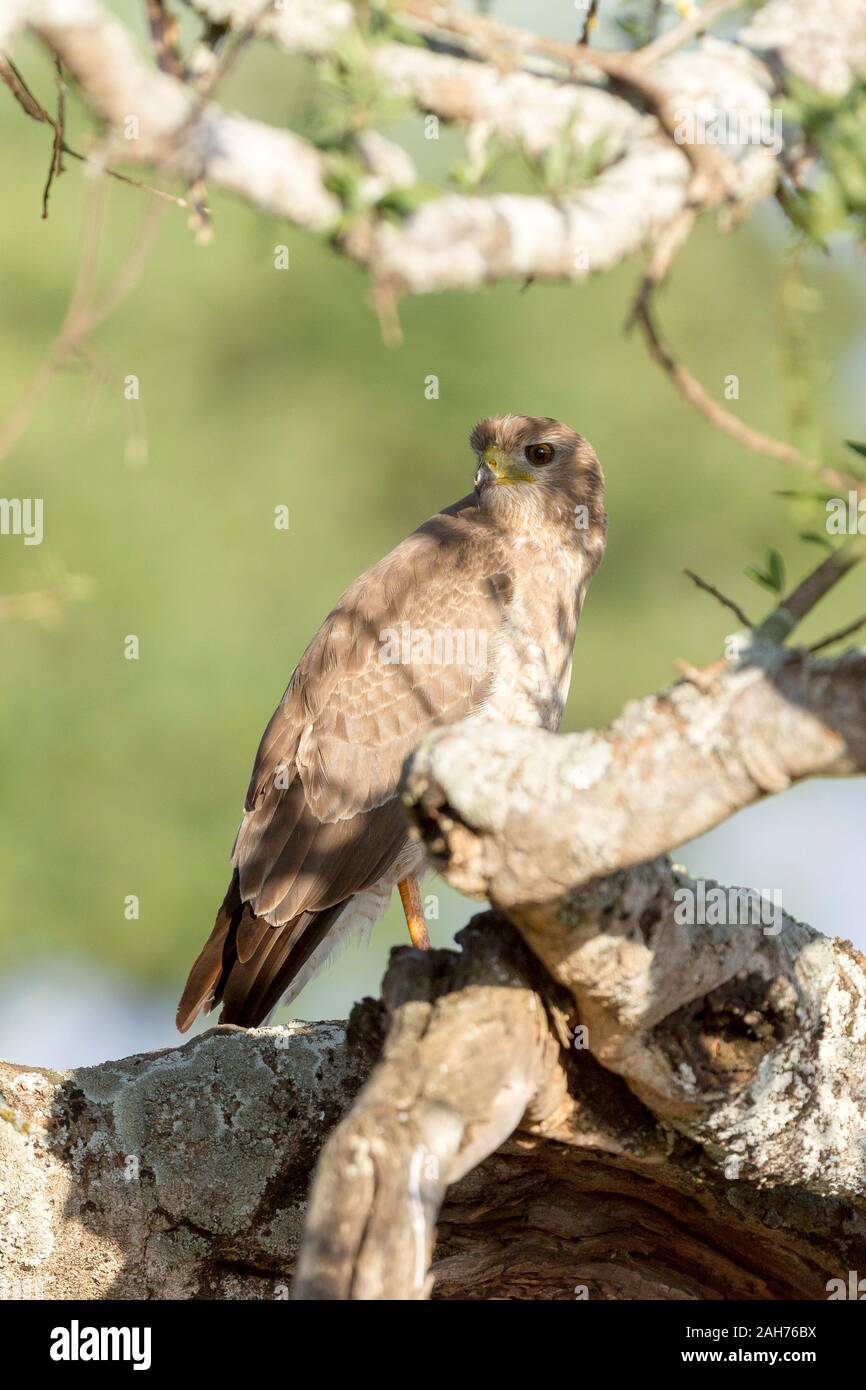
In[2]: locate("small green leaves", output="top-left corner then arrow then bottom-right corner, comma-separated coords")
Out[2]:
450,132 -> 510,193
780,77 -> 866,241
615,13 -> 651,47
323,150 -> 367,215
745,549 -> 786,594
375,181 -> 438,222
839,441 -> 866,483
316,31 -> 412,148
537,126 -> 606,199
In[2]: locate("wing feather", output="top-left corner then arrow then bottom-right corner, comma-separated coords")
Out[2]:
179,498 -> 516,1030
234,504 -> 512,926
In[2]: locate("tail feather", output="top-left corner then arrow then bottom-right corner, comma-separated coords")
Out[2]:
176,873 -> 242,1032
176,872 -> 350,1032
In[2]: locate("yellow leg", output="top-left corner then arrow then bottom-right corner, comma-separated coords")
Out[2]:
397,874 -> 431,950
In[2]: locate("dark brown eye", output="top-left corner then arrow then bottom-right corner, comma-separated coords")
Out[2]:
525,443 -> 553,466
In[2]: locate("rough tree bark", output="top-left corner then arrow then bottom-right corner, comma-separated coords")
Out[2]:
2,639 -> 864,1301
294,641 -> 866,1300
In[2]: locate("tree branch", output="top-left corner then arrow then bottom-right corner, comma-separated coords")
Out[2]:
633,298 -> 866,499
7,0 -> 838,295
403,646 -> 866,903
294,922 -> 570,1300
4,910 -> 864,1301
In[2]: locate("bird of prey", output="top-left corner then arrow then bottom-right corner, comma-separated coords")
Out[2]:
177,415 -> 606,1031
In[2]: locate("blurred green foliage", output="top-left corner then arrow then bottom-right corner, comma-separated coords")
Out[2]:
0,17 -> 864,1008
781,78 -> 866,242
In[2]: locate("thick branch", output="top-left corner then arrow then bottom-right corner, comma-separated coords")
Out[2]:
0,1020 -> 370,1299
4,0 -> 341,230
404,646 -> 866,904
294,923 -> 569,1300
395,651 -> 866,1209
10,0 -> 861,293
5,913 -> 863,1302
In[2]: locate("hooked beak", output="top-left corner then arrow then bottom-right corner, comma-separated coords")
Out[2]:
476,446 -> 536,487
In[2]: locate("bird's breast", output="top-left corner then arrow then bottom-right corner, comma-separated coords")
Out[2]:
485,544 -> 586,732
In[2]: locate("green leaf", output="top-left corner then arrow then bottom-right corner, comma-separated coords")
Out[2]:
375,182 -> 438,221
773,488 -> 835,501
744,566 -> 777,593
767,549 -> 786,592
745,550 -> 787,593
799,531 -> 834,550
846,440 -> 866,460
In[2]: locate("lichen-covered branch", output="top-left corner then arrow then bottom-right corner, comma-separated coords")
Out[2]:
523,861 -> 866,1195
294,921 -> 570,1300
296,903 -> 866,1298
404,645 -> 866,904
2,0 -> 342,229
235,628 -> 866,1296
5,0 -> 864,296
4,912 -> 864,1302
392,643 -> 866,1216
0,1019 -> 368,1299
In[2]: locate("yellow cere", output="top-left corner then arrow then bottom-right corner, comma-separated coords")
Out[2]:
483,446 -> 537,485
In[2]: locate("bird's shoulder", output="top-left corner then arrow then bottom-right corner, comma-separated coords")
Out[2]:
303,496 -> 514,669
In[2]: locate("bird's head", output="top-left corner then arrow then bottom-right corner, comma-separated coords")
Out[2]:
470,414 -> 606,551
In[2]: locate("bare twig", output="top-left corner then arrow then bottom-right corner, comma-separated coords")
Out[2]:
0,178 -> 163,465
1,55 -> 197,211
41,56 -> 65,218
144,0 -> 215,242
684,568 -> 753,627
633,0 -> 745,68
578,0 -> 600,46
191,0 -> 275,105
62,149 -> 197,209
626,207 -> 695,330
755,542 -> 864,644
634,299 -> 866,499
808,614 -> 866,654
0,54 -> 47,118
144,0 -> 186,80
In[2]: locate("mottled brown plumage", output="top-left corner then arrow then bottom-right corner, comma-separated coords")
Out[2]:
177,416 -> 606,1031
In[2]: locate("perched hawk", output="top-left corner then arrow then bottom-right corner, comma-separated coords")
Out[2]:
178,416 -> 606,1031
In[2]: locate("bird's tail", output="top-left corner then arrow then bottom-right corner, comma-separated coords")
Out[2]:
176,872 -> 349,1031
